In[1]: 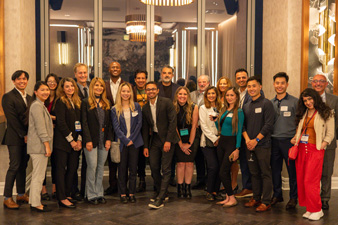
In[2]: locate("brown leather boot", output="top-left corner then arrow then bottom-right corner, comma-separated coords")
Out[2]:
3,197 -> 19,209
17,194 -> 29,204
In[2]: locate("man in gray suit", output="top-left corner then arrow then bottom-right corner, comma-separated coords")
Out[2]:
311,73 -> 338,210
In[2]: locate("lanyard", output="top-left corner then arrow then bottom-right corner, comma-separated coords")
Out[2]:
303,110 -> 317,134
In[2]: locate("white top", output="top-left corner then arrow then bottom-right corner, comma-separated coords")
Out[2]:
199,105 -> 219,147
123,108 -> 131,138
15,87 -> 27,106
110,77 -> 121,103
239,88 -> 247,108
150,96 -> 158,132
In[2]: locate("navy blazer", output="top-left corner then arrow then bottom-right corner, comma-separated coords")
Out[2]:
111,102 -> 143,152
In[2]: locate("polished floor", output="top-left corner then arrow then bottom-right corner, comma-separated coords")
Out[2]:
0,176 -> 337,225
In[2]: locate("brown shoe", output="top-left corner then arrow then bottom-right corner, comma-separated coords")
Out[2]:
17,194 -> 29,204
244,198 -> 261,207
256,203 -> 271,212
235,189 -> 253,198
3,197 -> 19,209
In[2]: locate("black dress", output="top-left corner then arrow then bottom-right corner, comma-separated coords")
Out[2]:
175,104 -> 198,162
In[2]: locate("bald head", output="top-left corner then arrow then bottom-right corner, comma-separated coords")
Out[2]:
109,61 -> 121,78
311,74 -> 328,95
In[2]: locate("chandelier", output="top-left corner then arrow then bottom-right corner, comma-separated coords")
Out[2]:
125,14 -> 162,42
139,0 -> 194,6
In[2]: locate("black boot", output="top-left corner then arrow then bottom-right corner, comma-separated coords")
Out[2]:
177,184 -> 184,198
185,183 -> 192,199
136,177 -> 146,193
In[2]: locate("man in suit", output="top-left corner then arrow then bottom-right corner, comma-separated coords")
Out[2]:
2,70 -> 31,209
143,81 -> 179,209
104,61 -> 125,195
72,63 -> 90,201
311,73 -> 338,210
157,65 -> 180,186
190,75 -> 210,189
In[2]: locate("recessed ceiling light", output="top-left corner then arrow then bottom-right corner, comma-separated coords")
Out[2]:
65,14 -> 70,17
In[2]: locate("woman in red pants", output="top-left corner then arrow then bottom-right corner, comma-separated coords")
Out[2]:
291,88 -> 334,221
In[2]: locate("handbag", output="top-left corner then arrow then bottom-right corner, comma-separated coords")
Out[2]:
289,110 -> 317,160
110,139 -> 120,163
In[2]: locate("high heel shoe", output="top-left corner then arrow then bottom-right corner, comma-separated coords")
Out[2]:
66,198 -> 77,204
58,201 -> 76,209
30,205 -> 52,212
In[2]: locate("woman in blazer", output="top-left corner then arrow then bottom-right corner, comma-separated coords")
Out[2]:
27,81 -> 53,212
111,82 -> 143,203
291,88 -> 334,221
53,78 -> 82,208
199,86 -> 223,201
81,77 -> 113,204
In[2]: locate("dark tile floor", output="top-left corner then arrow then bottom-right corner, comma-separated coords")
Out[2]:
0,176 -> 337,225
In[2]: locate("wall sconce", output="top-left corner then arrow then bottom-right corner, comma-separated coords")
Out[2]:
57,31 -> 68,65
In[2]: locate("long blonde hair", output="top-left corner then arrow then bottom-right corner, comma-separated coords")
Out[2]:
113,82 -> 135,118
56,78 -> 81,109
173,86 -> 194,125
88,77 -> 110,110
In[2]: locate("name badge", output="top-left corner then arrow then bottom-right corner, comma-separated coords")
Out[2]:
283,111 -> 291,117
281,106 -> 288,111
179,128 -> 189,136
132,111 -> 138,117
227,113 -> 233,118
75,121 -> 82,132
255,108 -> 262,113
300,134 -> 309,144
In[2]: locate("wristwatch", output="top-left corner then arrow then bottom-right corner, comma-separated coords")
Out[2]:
255,138 -> 260,142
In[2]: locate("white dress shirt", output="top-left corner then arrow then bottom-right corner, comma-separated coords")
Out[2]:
15,87 -> 27,106
150,96 -> 158,132
110,77 -> 121,103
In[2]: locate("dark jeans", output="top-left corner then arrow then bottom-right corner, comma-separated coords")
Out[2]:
43,150 -> 56,186
118,145 -> 139,195
137,145 -> 146,178
72,150 -> 86,196
271,137 -> 297,199
149,133 -> 175,200
194,129 -> 206,182
54,149 -> 80,200
321,147 -> 336,201
4,145 -> 29,197
217,136 -> 236,196
239,138 -> 252,190
202,146 -> 220,194
107,149 -> 118,188
246,146 -> 273,205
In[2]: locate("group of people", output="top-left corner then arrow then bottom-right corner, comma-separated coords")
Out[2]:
2,62 -> 337,221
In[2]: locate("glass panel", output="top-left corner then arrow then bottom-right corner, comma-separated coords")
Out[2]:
102,0 -> 146,84
205,0 -> 247,86
49,0 -> 94,78
308,0 -> 336,92
155,2 -> 198,82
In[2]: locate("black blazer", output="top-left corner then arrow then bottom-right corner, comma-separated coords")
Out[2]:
81,98 -> 113,148
53,98 -> 82,152
77,81 -> 90,100
157,82 -> 180,100
142,96 -> 179,149
2,88 -> 31,146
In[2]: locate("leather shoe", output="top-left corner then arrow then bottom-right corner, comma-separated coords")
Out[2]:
120,196 -> 128,204
105,186 -> 118,195
148,198 -> 164,209
192,181 -> 206,190
58,201 -> 76,209
205,193 -> 215,201
97,197 -> 107,204
256,203 -> 271,212
245,198 -> 261,207
67,198 -> 77,204
87,198 -> 98,205
322,200 -> 329,210
235,189 -> 253,198
286,198 -> 297,210
129,195 -> 136,203
3,198 -> 19,209
270,197 -> 283,205
16,194 -> 29,204
41,193 -> 50,201
30,205 -> 52,212
72,193 -> 83,202
213,193 -> 224,201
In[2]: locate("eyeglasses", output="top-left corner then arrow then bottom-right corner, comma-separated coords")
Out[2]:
145,88 -> 157,92
312,80 -> 327,84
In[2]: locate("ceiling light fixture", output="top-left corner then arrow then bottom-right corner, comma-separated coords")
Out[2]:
139,0 -> 194,6
125,14 -> 162,42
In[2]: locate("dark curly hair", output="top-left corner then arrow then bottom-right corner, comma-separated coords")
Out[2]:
296,88 -> 333,124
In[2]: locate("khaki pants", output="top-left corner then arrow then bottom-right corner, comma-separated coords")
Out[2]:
29,154 -> 48,207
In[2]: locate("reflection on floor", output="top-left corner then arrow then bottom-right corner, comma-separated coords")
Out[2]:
0,176 -> 334,225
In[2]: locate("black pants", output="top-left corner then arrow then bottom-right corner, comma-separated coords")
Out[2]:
217,136 -> 236,196
137,145 -> 146,178
54,148 -> 80,200
107,150 -> 118,188
118,145 -> 139,195
149,133 -> 174,200
202,146 -> 220,194
246,146 -> 273,205
43,151 -> 57,186
4,145 -> 29,197
321,147 -> 336,201
239,138 -> 252,190
194,129 -> 206,182
72,150 -> 86,196
271,137 -> 297,199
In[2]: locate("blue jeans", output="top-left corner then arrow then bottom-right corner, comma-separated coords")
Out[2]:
84,147 -> 108,200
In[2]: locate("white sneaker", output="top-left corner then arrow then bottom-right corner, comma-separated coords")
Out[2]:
308,210 -> 324,221
302,211 -> 311,219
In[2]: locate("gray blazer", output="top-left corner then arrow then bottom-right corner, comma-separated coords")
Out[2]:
27,99 -> 54,154
326,92 -> 338,149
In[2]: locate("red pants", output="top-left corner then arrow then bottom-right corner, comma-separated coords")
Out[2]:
296,143 -> 324,212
